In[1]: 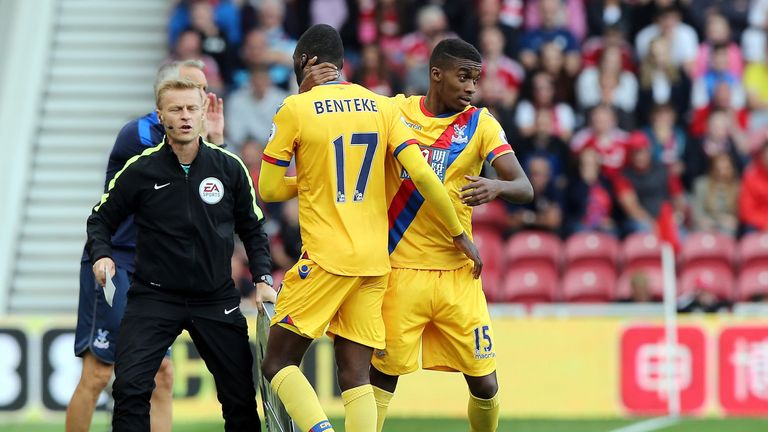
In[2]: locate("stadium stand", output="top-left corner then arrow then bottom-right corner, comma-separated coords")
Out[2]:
6,0 -> 167,313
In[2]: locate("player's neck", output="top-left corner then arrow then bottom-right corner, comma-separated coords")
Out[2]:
423,91 -> 449,117
169,137 -> 200,165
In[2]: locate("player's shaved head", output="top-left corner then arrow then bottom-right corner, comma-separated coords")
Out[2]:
430,38 -> 482,71
293,24 -> 344,84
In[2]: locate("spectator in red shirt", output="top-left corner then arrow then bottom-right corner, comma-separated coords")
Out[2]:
739,138 -> 768,232
582,25 -> 636,72
570,104 -> 629,178
690,81 -> 749,138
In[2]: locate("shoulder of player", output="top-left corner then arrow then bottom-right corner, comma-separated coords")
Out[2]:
118,112 -> 161,142
473,107 -> 502,129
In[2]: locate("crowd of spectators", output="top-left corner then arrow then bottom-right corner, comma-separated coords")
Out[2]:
166,0 -> 768,302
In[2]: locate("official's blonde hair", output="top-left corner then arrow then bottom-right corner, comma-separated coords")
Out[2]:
155,78 -> 204,108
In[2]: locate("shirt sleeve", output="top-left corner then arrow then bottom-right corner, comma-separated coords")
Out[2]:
230,154 -> 272,278
382,96 -> 419,156
479,110 -> 514,164
86,160 -> 140,263
262,99 -> 299,167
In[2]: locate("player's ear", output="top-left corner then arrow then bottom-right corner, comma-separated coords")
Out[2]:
430,66 -> 442,83
299,54 -> 309,70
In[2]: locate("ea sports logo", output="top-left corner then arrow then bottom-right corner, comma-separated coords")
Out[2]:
199,177 -> 224,204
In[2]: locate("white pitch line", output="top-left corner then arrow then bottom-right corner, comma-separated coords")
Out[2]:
607,416 -> 680,432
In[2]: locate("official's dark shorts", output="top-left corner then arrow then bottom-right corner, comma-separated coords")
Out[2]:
74,261 -> 170,364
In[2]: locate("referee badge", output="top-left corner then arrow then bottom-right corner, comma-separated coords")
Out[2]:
199,177 -> 224,204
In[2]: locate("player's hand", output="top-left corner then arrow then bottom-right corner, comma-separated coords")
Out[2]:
204,92 -> 225,145
252,282 -> 277,313
460,175 -> 502,206
299,56 -> 339,94
453,232 -> 483,279
92,257 -> 116,287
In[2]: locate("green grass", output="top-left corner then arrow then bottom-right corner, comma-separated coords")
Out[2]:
4,417 -> 766,431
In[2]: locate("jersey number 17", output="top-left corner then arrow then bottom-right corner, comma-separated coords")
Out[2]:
332,133 -> 379,203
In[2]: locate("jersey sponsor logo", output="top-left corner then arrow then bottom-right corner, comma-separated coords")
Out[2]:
499,129 -> 509,145
298,264 -> 311,279
401,117 -> 423,131
267,122 -> 276,143
93,329 -> 109,350
154,182 -> 170,190
224,306 -> 239,315
199,177 -> 224,204
451,124 -> 469,144
400,146 -> 448,182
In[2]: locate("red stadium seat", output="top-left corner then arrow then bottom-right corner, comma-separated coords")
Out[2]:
500,264 -> 558,303
678,265 -> 735,301
564,232 -> 620,276
615,267 -> 664,301
561,266 -> 616,302
621,233 -> 662,272
505,231 -> 562,273
737,267 -> 768,301
680,231 -> 735,272
472,200 -> 508,232
473,228 -> 504,276
738,232 -> 768,270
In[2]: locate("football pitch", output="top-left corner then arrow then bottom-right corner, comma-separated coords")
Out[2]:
5,417 -> 767,432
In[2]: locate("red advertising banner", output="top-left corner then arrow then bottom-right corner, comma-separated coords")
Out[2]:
719,327 -> 768,415
620,325 -> 707,415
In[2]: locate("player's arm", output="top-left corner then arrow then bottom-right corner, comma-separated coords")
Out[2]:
396,144 -> 483,277
461,116 -> 534,206
86,161 -> 139,285
258,163 -> 298,202
258,100 -> 299,202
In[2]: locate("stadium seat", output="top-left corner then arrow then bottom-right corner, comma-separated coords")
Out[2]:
473,228 -> 504,276
621,232 -> 662,272
680,231 -> 735,273
505,231 -> 562,273
500,263 -> 558,303
561,266 -> 616,302
564,232 -> 620,274
737,266 -> 768,301
615,267 -> 664,301
471,200 -> 508,232
678,266 -> 735,301
738,232 -> 768,270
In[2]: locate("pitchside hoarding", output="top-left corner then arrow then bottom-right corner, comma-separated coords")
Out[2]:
0,315 -> 766,421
